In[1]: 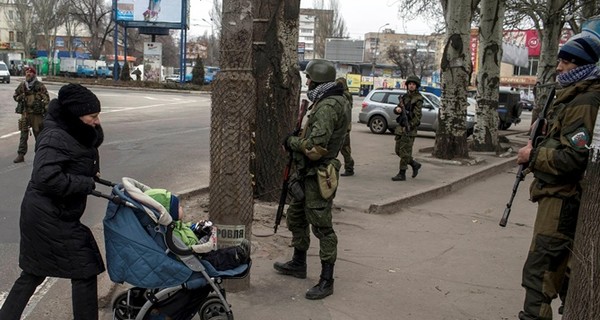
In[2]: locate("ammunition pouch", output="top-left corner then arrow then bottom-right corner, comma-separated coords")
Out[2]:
15,101 -> 24,114
317,162 -> 338,200
287,175 -> 305,202
31,99 -> 47,114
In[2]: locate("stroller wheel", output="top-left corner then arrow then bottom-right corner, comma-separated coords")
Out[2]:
113,290 -> 144,320
198,296 -> 233,320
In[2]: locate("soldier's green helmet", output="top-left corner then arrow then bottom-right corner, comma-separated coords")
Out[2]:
305,59 -> 336,83
405,75 -> 421,88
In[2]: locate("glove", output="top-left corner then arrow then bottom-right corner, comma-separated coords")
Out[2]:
283,128 -> 301,151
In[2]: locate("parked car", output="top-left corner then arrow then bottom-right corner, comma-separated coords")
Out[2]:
497,88 -> 523,129
358,88 -> 476,136
0,61 -> 11,83
518,99 -> 534,111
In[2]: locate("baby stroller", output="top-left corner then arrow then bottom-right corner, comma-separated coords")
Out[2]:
94,177 -> 250,320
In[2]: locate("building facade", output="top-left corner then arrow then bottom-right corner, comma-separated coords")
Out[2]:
0,0 -> 27,66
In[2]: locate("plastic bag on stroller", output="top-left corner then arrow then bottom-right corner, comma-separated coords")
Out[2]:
96,177 -> 250,320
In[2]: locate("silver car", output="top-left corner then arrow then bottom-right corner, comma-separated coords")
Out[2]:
358,88 -> 475,136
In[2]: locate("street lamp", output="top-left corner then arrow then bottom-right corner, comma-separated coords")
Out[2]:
372,23 -> 389,77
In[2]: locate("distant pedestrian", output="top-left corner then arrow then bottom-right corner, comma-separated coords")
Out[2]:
515,30 -> 600,320
12,66 -> 49,163
0,84 -> 105,320
274,59 -> 351,300
133,67 -> 142,81
391,75 -> 423,181
337,77 -> 355,176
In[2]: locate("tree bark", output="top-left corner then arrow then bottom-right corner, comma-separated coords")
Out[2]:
209,0 -> 256,290
563,113 -> 600,319
472,0 -> 504,152
531,0 -> 565,123
433,0 -> 473,159
252,0 -> 301,202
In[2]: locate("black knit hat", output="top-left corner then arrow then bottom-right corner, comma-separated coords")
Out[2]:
557,31 -> 600,66
58,83 -> 101,117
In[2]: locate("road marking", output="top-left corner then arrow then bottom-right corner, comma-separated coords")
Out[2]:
0,277 -> 57,318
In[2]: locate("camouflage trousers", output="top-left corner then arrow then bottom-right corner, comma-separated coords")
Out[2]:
340,132 -> 354,173
285,174 -> 338,264
519,195 -> 578,320
394,133 -> 415,170
17,113 -> 44,156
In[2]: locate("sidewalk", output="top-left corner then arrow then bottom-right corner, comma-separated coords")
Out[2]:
92,127 -> 530,319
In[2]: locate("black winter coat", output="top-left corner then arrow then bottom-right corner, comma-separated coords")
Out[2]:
19,99 -> 105,278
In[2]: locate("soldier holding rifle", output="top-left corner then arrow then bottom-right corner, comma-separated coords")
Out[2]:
392,75 -> 423,181
515,30 -> 600,320
274,59 -> 351,300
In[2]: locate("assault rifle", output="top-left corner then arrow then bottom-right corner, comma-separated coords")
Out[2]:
500,86 -> 556,227
396,96 -> 411,131
274,99 -> 309,233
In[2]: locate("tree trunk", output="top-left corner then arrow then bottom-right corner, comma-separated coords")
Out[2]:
563,112 -> 600,319
209,0 -> 256,290
433,0 -> 472,159
531,0 -> 564,123
252,0 -> 301,202
472,0 -> 504,152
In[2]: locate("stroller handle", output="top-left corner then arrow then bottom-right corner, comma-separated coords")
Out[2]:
94,176 -> 116,187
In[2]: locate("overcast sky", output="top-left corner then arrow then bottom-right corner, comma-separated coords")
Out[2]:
189,0 -> 434,38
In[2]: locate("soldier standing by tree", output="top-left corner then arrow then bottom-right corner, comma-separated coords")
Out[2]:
274,59 -> 351,300
516,30 -> 600,320
12,67 -> 50,163
391,75 -> 423,181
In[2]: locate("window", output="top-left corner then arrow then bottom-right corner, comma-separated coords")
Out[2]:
17,32 -> 23,42
369,92 -> 387,103
387,93 -> 400,105
8,10 -> 14,20
513,57 -> 539,76
9,31 -> 14,42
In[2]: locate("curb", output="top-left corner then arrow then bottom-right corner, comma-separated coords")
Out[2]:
367,155 -> 517,214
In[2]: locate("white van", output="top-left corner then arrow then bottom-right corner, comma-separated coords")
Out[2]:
0,61 -> 10,84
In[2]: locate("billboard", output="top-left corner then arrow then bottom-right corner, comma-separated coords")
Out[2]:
324,39 -> 364,62
143,42 -> 162,82
116,0 -> 183,24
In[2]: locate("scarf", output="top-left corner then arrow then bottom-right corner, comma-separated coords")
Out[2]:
557,64 -> 600,87
307,82 -> 337,102
25,77 -> 37,91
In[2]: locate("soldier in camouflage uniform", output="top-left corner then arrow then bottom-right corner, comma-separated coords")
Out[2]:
274,59 -> 351,300
336,77 -> 355,176
13,67 -> 49,163
392,75 -> 423,181
516,31 -> 600,320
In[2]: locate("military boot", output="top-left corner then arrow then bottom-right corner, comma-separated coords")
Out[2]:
305,262 -> 334,300
391,170 -> 406,181
13,154 -> 25,163
273,248 -> 307,279
409,160 -> 422,178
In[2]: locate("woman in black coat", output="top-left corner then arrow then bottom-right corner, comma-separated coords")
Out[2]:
0,84 -> 105,320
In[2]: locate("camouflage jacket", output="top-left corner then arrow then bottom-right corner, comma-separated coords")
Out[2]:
394,90 -> 423,136
529,79 -> 600,200
288,89 -> 352,176
14,79 -> 50,114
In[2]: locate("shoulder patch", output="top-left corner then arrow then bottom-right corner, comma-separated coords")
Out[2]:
566,127 -> 590,149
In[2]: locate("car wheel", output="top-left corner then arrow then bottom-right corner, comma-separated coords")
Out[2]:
368,115 -> 388,134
